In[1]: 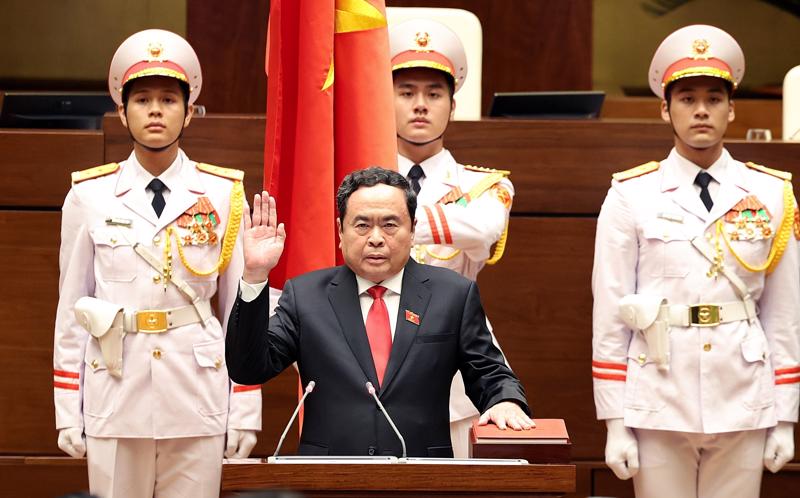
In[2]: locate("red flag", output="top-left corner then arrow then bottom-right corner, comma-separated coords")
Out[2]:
264,0 -> 397,288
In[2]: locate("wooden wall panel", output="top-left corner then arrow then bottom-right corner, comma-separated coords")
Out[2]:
186,1 -> 269,114
0,130 -> 103,207
0,212 -> 61,454
186,1 -> 592,114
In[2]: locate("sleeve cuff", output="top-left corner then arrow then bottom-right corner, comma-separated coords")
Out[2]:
240,278 -> 268,302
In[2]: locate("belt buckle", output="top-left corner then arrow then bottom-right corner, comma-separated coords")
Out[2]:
136,310 -> 168,333
690,304 -> 720,327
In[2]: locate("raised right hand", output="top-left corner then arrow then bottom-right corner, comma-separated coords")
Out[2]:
605,418 -> 639,480
243,191 -> 286,284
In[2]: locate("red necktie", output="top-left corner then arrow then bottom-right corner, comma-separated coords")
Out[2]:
366,285 -> 392,385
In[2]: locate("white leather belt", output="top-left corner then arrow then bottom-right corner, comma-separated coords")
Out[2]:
122,301 -> 211,333
667,301 -> 751,328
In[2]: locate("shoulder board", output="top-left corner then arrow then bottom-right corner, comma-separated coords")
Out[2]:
463,164 -> 511,176
745,162 -> 792,181
71,163 -> 120,184
612,161 -> 660,182
196,163 -> 245,182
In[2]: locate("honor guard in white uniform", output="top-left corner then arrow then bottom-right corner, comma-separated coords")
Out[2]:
389,19 -> 516,457
592,25 -> 800,498
53,29 -> 261,498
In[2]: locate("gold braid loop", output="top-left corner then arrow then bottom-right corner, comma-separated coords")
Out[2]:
167,181 -> 244,277
485,219 -> 509,265
424,245 -> 462,261
719,180 -> 795,274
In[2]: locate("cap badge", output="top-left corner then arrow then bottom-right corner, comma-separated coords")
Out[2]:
414,31 -> 430,49
691,39 -> 710,60
147,42 -> 165,62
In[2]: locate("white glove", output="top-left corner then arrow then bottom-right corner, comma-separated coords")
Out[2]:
57,427 -> 86,458
225,429 -> 258,458
764,421 -> 795,473
605,418 -> 639,480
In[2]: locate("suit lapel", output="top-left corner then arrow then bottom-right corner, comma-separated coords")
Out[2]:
328,266 -> 380,387
380,260 -> 432,394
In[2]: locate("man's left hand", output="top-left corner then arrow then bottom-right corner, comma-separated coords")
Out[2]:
478,401 -> 534,430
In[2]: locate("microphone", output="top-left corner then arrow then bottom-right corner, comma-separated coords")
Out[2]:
273,380 -> 315,458
365,382 -> 407,459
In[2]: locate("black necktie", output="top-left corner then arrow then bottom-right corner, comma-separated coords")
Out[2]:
148,178 -> 167,217
407,164 -> 424,195
694,171 -> 714,211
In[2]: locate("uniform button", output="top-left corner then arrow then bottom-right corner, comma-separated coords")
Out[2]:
214,357 -> 222,369
703,343 -> 712,352
367,447 -> 375,456
153,235 -> 161,244
152,349 -> 162,360
90,359 -> 99,370
110,237 -> 117,244
153,275 -> 162,283
637,353 -> 647,365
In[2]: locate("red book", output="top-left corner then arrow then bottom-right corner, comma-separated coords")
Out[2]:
470,419 -> 571,463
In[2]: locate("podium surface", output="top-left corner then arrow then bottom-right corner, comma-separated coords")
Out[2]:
222,461 -> 576,497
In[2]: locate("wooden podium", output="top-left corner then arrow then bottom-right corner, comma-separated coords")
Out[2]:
222,461 -> 576,497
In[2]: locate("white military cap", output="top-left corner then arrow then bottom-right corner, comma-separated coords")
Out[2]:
389,18 -> 468,93
648,24 -> 744,99
108,29 -> 202,105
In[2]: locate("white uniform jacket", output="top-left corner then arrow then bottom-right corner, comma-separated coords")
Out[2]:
399,149 -> 514,421
399,149 -> 513,281
592,148 -> 800,434
53,149 -> 262,439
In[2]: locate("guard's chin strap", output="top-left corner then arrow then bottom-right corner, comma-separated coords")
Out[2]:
397,133 -> 445,147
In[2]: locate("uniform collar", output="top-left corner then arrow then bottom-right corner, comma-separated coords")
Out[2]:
398,149 -> 459,187
661,147 -> 732,192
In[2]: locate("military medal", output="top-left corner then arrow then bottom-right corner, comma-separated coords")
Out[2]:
177,197 -> 220,246
724,195 -> 773,242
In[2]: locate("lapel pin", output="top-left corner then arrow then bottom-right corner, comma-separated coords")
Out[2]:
405,310 -> 420,325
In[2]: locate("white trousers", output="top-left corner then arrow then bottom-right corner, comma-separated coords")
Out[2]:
86,435 -> 225,498
632,428 -> 767,498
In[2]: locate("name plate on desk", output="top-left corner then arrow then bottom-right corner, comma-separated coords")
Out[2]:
267,455 -> 398,464
470,419 -> 572,463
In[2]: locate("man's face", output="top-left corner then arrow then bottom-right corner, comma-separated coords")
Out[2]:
661,76 -> 734,150
118,76 -> 193,149
338,184 -> 415,284
393,67 -> 454,144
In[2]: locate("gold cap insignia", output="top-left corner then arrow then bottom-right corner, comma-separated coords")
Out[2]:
147,42 -> 164,62
691,39 -> 710,60
414,31 -> 430,49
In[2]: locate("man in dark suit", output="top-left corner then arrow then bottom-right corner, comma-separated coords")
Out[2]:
226,167 -> 532,457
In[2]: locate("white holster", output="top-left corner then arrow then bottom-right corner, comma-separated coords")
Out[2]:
74,297 -> 125,378
619,295 -> 670,372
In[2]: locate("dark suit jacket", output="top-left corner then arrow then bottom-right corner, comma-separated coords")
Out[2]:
226,259 -> 529,457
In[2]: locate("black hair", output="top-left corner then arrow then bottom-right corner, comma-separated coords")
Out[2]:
336,167 -> 416,224
664,78 -> 734,108
121,78 -> 190,113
